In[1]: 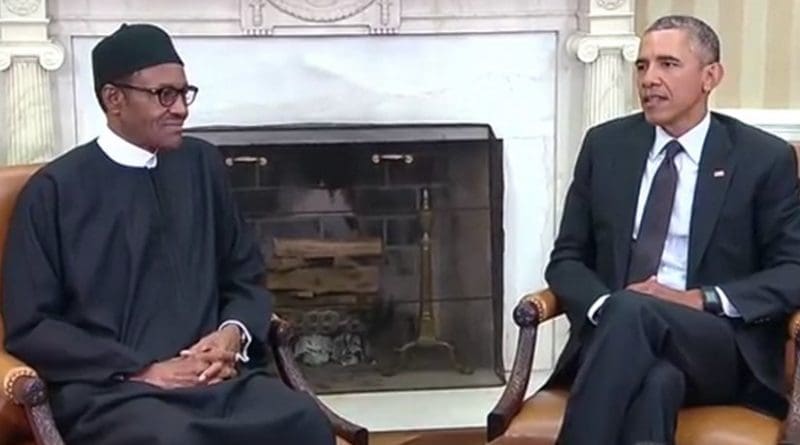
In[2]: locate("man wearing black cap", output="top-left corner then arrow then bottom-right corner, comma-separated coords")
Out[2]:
2,23 -> 335,444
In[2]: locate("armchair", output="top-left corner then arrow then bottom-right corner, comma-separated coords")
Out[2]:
487,288 -> 800,445
0,164 -> 367,445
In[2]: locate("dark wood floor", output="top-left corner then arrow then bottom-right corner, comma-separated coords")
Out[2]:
371,428 -> 485,445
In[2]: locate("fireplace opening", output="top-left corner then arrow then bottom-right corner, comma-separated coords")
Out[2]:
188,123 -> 505,394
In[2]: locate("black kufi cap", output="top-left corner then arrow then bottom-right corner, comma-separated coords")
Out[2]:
92,23 -> 183,99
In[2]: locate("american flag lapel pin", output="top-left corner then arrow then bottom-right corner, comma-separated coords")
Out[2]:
713,169 -> 725,178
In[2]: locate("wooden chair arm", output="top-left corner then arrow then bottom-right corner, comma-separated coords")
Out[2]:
487,288 -> 563,441
781,310 -> 800,443
268,316 -> 369,445
0,350 -> 64,445
0,352 -> 35,443
0,351 -> 40,406
513,288 -> 563,327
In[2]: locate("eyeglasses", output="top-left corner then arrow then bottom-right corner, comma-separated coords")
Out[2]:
112,83 -> 199,107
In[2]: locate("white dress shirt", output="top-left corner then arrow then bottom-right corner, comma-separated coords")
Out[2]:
97,125 -> 253,362
586,113 -> 740,323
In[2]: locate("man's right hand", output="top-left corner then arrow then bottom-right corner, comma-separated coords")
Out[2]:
180,328 -> 240,384
182,349 -> 238,385
626,276 -> 703,310
129,356 -> 210,390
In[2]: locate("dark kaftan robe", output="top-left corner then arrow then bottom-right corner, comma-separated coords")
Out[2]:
2,137 -> 334,445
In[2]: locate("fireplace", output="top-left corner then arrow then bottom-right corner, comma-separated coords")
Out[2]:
188,123 -> 504,394
64,11 -> 564,424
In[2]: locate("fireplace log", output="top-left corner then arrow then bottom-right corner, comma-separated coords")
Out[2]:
267,237 -> 383,298
269,257 -> 311,271
269,256 -> 373,271
274,293 -> 372,308
273,238 -> 382,259
268,265 -> 379,295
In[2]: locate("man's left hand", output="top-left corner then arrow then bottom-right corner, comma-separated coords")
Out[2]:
627,276 -> 703,310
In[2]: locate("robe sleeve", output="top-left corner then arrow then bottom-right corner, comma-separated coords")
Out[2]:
2,174 -> 152,384
209,146 -> 271,351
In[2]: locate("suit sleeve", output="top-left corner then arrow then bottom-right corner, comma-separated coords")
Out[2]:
719,143 -> 800,323
2,175 -> 152,384
210,148 -> 271,353
545,127 -> 612,326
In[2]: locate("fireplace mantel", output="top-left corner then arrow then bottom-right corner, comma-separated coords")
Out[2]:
47,0 -> 582,36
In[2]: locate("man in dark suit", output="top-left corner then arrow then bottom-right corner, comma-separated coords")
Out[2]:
547,15 -> 800,445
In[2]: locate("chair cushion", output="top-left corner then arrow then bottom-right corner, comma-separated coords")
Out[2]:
497,389 -> 781,445
676,405 -> 780,444
503,389 -> 568,443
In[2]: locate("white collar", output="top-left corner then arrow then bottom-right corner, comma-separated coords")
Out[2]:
652,112 -> 711,165
97,125 -> 158,169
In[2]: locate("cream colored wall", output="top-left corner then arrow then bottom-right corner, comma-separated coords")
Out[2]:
636,0 -> 800,109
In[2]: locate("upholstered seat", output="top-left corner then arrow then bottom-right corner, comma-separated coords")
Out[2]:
498,388 -> 782,445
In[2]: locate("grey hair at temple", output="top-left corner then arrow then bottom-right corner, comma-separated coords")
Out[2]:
645,15 -> 721,65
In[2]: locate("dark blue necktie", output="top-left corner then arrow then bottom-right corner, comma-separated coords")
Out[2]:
627,140 -> 683,284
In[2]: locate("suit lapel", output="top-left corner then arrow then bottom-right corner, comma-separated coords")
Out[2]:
687,115 -> 735,283
611,118 -> 654,289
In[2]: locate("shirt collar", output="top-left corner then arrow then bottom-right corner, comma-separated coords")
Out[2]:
652,112 -> 711,165
97,125 -> 158,169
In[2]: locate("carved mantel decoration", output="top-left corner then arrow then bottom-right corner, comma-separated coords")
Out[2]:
0,42 -> 64,72
3,0 -> 40,16
268,0 -> 377,22
568,0 -> 637,130
241,0 -> 400,35
596,0 -> 626,10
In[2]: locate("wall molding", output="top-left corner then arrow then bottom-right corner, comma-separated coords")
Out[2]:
718,108 -> 800,142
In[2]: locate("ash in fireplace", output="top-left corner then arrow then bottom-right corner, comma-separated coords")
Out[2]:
332,332 -> 365,366
294,332 -> 366,367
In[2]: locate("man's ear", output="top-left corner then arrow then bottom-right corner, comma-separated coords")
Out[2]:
101,84 -> 125,115
702,62 -> 724,94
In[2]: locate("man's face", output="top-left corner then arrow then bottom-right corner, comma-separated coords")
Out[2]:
635,29 -> 721,135
109,63 -> 190,151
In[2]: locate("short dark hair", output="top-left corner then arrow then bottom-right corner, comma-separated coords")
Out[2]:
645,15 -> 720,64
